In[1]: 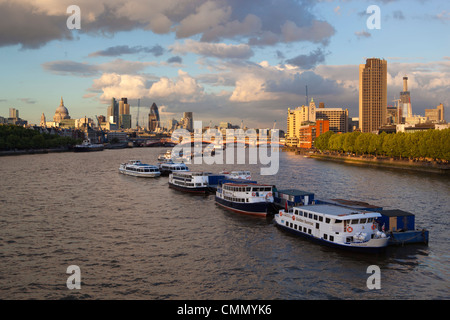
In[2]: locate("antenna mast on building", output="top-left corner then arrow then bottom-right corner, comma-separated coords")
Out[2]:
305,85 -> 308,106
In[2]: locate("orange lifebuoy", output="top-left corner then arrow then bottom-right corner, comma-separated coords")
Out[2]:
347,226 -> 353,233
267,192 -> 272,197
279,212 -> 282,217
371,224 -> 376,230
292,215 -> 295,221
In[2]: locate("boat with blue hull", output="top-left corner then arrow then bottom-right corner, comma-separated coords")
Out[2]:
274,204 -> 389,253
215,181 -> 274,217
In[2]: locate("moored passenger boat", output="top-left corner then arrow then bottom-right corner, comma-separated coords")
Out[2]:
159,160 -> 189,176
274,204 -> 389,253
158,150 -> 173,161
74,139 -> 104,152
215,181 -> 274,217
220,170 -> 252,180
168,171 -> 212,194
119,160 -> 161,178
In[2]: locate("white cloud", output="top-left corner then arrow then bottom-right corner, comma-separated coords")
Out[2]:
149,70 -> 205,103
91,73 -> 149,101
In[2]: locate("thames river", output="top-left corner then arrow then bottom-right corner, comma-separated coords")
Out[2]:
0,147 -> 448,300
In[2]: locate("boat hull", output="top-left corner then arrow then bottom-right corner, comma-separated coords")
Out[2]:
168,182 -> 208,194
74,146 -> 104,152
215,196 -> 268,217
274,216 -> 389,253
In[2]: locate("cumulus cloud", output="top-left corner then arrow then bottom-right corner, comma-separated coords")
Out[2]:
0,1 -> 72,49
149,70 -> 205,103
91,73 -> 149,101
1,0 -> 335,49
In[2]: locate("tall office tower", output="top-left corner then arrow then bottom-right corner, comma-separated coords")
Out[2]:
359,58 -> 387,132
400,76 -> 412,118
9,108 -> 19,119
182,112 -> 193,132
107,98 -> 119,124
118,98 -> 131,129
119,97 -> 130,115
150,102 -> 160,123
148,102 -> 160,132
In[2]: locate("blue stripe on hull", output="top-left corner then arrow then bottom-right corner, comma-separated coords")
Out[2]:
215,196 -> 268,216
275,223 -> 387,254
169,182 -> 208,194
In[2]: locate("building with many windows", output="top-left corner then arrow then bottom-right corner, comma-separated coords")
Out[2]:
315,108 -> 348,133
359,58 -> 387,133
425,103 -> 445,123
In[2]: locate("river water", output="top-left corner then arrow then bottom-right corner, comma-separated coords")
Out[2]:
0,147 -> 448,300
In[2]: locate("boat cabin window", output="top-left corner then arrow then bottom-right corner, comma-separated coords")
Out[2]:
335,219 -> 342,224
351,219 -> 359,224
325,218 -> 331,223
360,218 -> 367,224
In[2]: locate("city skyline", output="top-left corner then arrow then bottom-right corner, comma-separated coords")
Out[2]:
0,0 -> 449,129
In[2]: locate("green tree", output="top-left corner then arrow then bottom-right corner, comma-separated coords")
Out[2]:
315,131 -> 334,151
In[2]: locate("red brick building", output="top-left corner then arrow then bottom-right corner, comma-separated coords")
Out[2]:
298,120 -> 329,148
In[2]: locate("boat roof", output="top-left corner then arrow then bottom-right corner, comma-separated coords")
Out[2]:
380,209 -> 414,217
161,162 -> 187,166
318,198 -> 382,210
223,182 -> 271,187
295,204 -> 381,219
172,171 -> 213,176
277,189 -> 314,196
128,163 -> 158,167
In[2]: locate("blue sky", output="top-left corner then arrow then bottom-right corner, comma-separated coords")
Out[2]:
0,0 -> 449,129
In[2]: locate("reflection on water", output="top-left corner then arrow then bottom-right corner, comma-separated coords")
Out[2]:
0,148 -> 448,299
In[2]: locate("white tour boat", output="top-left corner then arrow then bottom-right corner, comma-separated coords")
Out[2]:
220,170 -> 252,180
119,160 -> 161,178
158,150 -> 173,162
168,171 -> 212,194
215,182 -> 274,217
159,160 -> 189,176
74,139 -> 104,152
274,204 -> 389,253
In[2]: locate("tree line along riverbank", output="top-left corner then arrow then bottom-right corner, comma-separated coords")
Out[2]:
314,128 -> 450,162
0,124 -> 81,152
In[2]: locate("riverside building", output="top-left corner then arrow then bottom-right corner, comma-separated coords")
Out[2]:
359,58 -> 387,133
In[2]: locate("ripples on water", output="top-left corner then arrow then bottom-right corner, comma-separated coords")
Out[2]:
0,148 -> 448,299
